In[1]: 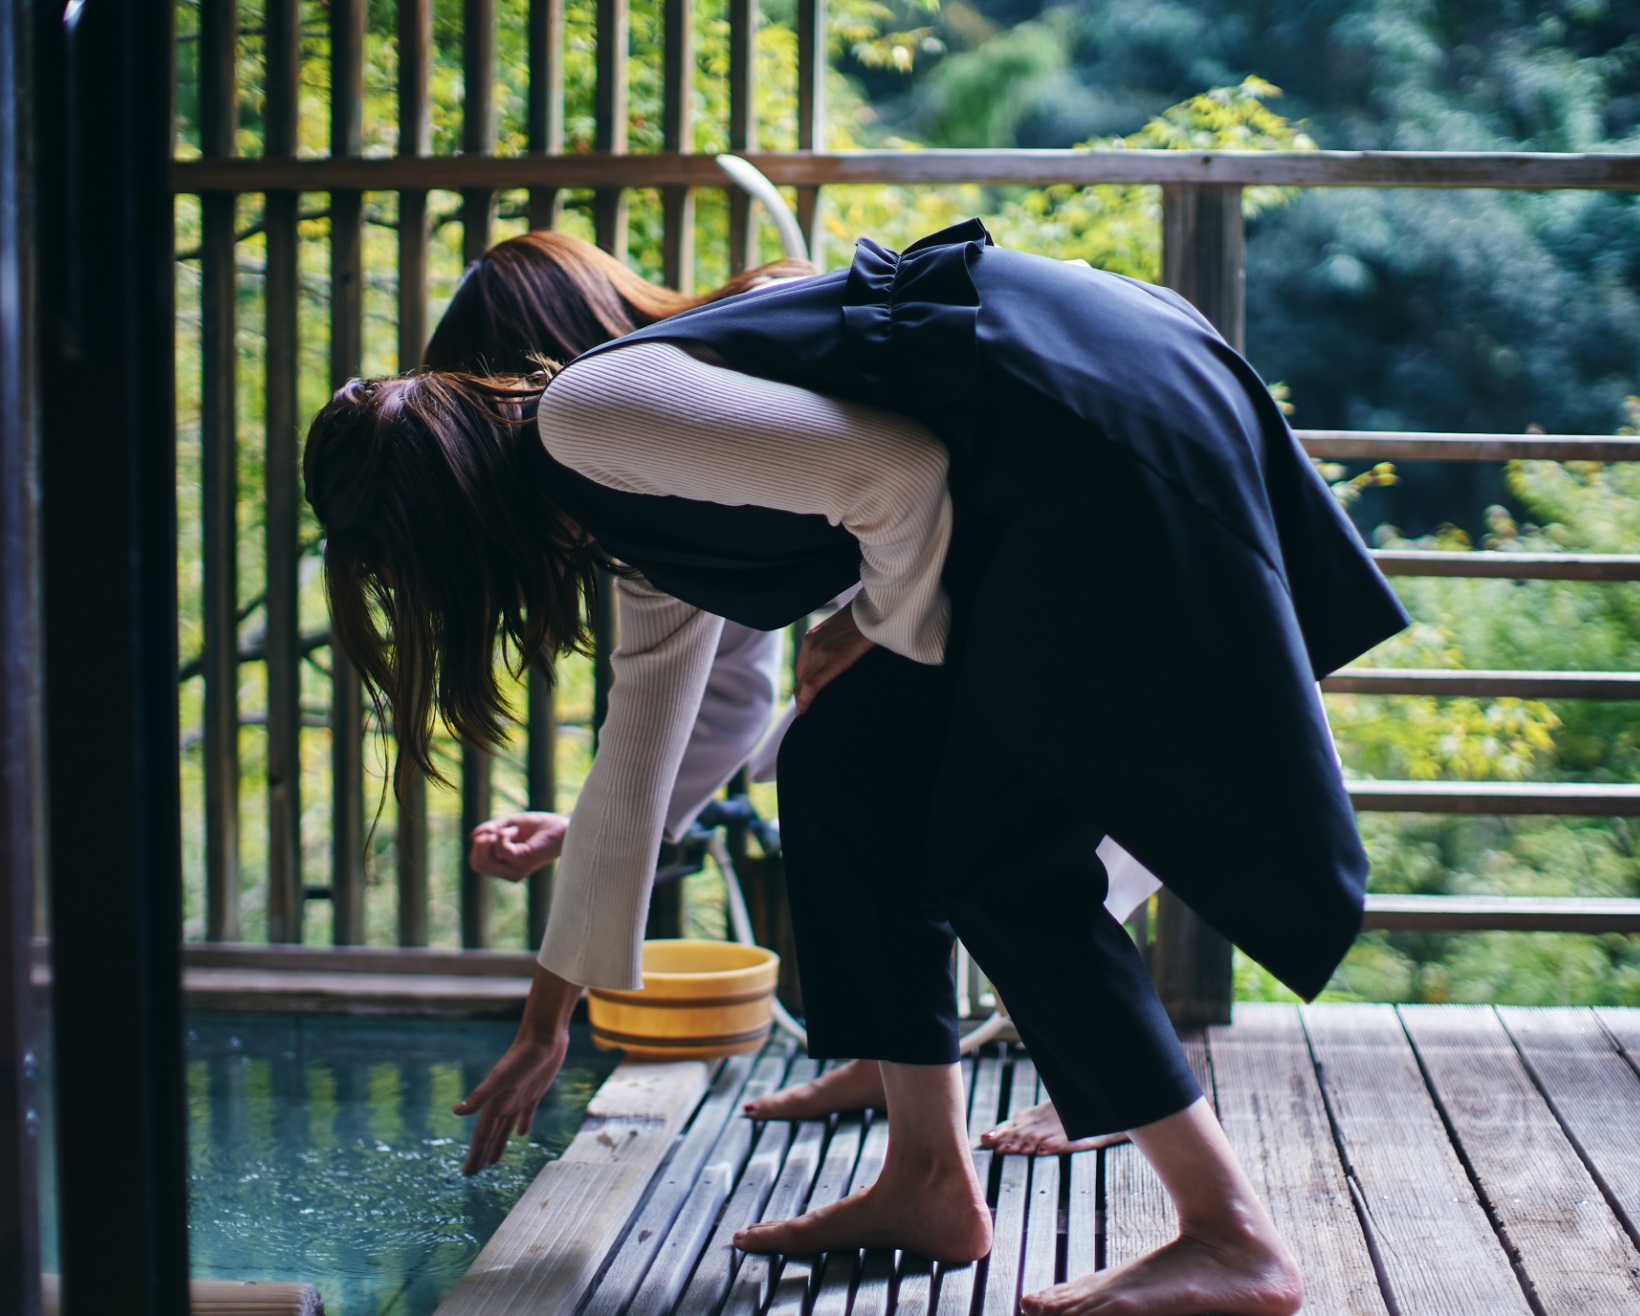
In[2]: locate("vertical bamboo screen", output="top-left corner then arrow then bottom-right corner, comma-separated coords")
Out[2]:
181,0 -> 824,950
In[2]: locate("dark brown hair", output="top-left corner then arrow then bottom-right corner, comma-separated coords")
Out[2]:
423,229 -> 815,373
303,370 -> 598,792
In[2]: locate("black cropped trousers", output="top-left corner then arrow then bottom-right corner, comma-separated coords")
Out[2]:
775,644 -> 1202,1139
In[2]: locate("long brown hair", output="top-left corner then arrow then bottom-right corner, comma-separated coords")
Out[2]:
303,370 -> 596,792
423,229 -> 814,373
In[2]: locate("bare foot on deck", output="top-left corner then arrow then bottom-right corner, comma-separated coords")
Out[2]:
981,1100 -> 1130,1155
744,1058 -> 886,1120
733,1160 -> 991,1265
1020,1222 -> 1302,1316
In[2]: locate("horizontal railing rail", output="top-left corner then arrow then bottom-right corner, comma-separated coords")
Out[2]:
1370,550 -> 1640,581
1361,894 -> 1640,932
1297,432 -> 1640,462
1346,780 -> 1640,815
170,148 -> 1640,194
1321,669 -> 1640,700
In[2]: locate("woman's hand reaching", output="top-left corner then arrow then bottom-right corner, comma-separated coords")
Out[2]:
454,965 -> 583,1175
468,811 -> 569,882
795,601 -> 877,713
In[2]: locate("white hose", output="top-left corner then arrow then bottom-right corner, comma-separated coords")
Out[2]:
714,155 -> 810,262
707,831 -> 1006,1055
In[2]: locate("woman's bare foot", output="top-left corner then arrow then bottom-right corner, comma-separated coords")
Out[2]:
980,1100 -> 1130,1155
1020,1223 -> 1302,1316
1022,1098 -> 1302,1316
733,1162 -> 991,1264
735,1059 -> 990,1263
743,1058 -> 885,1120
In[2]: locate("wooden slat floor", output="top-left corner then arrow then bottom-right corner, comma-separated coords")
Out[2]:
444,1004 -> 1640,1316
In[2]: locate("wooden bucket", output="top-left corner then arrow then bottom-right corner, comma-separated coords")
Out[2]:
588,939 -> 779,1060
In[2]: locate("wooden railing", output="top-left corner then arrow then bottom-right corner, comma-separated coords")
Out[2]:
171,0 -> 1640,1023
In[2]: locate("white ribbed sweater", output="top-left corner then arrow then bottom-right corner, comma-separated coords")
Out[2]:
535,341 -> 954,989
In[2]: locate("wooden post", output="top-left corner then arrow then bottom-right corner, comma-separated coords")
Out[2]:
593,0 -> 628,257
0,0 -> 42,1302
527,0 -> 565,230
662,0 -> 694,291
36,0 -> 192,1305
727,0 -> 757,272
463,0 -> 497,264
461,743 -> 494,948
795,0 -> 824,265
330,0 -> 368,945
264,0 -> 304,944
527,668 -> 557,948
200,0 -> 240,942
397,0 -> 432,947
1151,180 -> 1244,1026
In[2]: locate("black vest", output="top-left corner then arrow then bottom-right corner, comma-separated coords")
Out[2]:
533,220 -> 1410,1000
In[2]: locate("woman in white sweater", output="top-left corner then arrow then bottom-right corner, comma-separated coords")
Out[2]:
304,220 -> 1406,1316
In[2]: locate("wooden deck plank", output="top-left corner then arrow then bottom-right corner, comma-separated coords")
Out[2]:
1020,1154 -> 1059,1296
624,1050 -> 792,1316
720,1060 -> 824,1316
1207,1003 -> 1385,1316
766,1116 -> 866,1316
853,1247 -> 897,1316
676,1117 -> 795,1316
1497,1007 -> 1640,1246
939,1050 -> 1008,1316
981,1057 -> 1039,1315
1065,1153 -> 1096,1280
1592,1006 -> 1640,1064
1401,1005 -> 1640,1313
897,1254 -> 936,1316
435,1060 -> 709,1316
583,1054 -> 758,1316
1301,1004 -> 1530,1314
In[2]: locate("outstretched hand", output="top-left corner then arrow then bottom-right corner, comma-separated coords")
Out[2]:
468,811 -> 569,883
454,965 -> 583,1175
795,601 -> 876,714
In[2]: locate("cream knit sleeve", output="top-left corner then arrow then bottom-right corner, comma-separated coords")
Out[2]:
538,340 -> 953,664
536,573 -> 724,989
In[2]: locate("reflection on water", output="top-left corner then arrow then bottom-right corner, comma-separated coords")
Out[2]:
185,1014 -> 619,1316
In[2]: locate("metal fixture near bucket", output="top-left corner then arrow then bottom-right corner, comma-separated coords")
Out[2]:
714,154 -> 810,261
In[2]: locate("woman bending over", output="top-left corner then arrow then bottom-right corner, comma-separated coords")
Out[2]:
304,220 -> 1405,1315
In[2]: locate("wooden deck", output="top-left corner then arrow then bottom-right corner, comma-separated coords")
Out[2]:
435,1003 -> 1640,1316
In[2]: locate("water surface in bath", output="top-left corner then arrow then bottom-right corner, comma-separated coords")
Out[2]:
183,1013 -> 620,1316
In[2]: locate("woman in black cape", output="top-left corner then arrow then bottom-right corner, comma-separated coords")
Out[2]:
303,219 -> 1405,1315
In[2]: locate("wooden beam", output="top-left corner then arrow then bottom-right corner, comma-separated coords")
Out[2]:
726,0 -> 757,272
0,0 -> 41,1299
36,0 -> 192,1306
461,743 -> 494,948
528,0 -> 566,229
174,148 -> 1640,194
1322,668 -> 1640,699
1298,431 -> 1640,462
1347,779 -> 1640,816
329,0 -> 368,947
200,0 -> 240,943
463,0 -> 497,263
263,0 -> 304,944
661,0 -> 695,290
527,668 -> 556,947
794,0 -> 825,263
1372,549 -> 1640,581
593,0 -> 628,257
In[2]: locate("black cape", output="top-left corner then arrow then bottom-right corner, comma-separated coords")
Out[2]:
534,219 -> 1410,999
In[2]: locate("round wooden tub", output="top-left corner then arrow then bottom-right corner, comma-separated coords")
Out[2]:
587,939 -> 780,1060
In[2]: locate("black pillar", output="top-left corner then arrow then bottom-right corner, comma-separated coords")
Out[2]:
36,0 -> 191,1312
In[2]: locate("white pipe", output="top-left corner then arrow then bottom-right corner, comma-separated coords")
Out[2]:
714,154 -> 810,262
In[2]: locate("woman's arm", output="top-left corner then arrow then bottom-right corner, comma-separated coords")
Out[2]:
539,341 -> 954,665
536,572 -> 725,989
